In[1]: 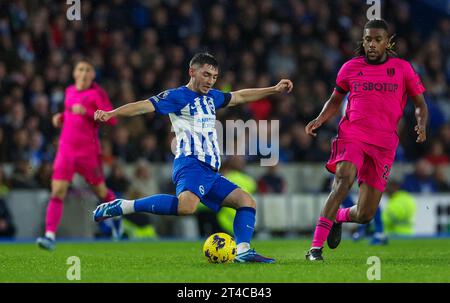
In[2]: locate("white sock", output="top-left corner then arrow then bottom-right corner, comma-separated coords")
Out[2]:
119,199 -> 136,215
237,242 -> 250,254
45,232 -> 55,241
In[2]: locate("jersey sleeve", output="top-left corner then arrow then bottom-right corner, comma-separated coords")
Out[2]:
96,87 -> 118,126
148,89 -> 188,115
404,62 -> 426,97
334,62 -> 351,94
212,89 -> 232,109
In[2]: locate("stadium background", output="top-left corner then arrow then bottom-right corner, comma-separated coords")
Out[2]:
0,0 -> 449,241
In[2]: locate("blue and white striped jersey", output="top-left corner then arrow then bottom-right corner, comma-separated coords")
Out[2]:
148,86 -> 231,170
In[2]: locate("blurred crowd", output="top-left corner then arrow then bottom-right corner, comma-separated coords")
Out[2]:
0,0 -> 449,195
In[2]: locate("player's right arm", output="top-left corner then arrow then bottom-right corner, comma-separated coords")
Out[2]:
305,90 -> 346,137
94,100 -> 155,122
306,61 -> 350,137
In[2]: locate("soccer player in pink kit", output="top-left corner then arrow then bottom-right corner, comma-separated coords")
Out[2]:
305,19 -> 428,261
37,60 -> 120,250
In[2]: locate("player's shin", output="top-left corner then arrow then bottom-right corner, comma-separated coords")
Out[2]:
233,207 -> 255,254
44,197 -> 64,240
134,194 -> 179,215
311,217 -> 333,248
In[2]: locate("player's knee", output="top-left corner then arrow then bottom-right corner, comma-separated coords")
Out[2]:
233,191 -> 256,209
334,170 -> 355,191
240,196 -> 256,209
51,187 -> 67,199
177,194 -> 199,215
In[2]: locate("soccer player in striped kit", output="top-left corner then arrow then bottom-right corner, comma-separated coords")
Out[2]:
93,53 -> 293,263
305,19 -> 428,261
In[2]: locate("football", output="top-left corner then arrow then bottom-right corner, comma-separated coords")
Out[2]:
202,232 -> 237,263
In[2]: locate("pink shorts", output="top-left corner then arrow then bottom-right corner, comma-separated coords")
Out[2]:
326,137 -> 396,192
52,151 -> 105,186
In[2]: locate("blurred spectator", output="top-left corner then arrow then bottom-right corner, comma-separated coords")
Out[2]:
0,166 -> 10,198
7,128 -> 29,163
34,161 -> 52,189
382,181 -> 416,236
434,165 -> 450,192
128,159 -> 159,199
402,159 -> 438,193
0,198 -> 15,238
0,128 -> 7,162
105,161 -> 130,198
439,124 -> 450,156
111,126 -> 136,162
424,139 -> 449,165
9,157 -> 38,189
258,165 -> 286,193
123,159 -> 159,239
137,133 -> 164,162
100,139 -> 115,166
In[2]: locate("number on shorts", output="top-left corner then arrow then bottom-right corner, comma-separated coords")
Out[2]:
382,165 -> 390,181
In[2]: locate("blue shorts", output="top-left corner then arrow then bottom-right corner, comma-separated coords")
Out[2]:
173,156 -> 238,212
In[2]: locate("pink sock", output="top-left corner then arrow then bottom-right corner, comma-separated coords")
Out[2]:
311,217 -> 333,248
336,208 -> 351,223
45,197 -> 64,233
103,189 -> 116,202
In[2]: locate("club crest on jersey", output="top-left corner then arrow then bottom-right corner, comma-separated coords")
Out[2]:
158,90 -> 170,99
387,68 -> 395,77
199,185 -> 205,195
151,90 -> 170,103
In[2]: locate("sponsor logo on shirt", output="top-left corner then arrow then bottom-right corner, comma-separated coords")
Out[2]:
353,82 -> 398,92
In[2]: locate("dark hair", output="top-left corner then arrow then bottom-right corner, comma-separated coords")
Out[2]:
74,57 -> 95,68
189,52 -> 219,69
355,19 -> 397,57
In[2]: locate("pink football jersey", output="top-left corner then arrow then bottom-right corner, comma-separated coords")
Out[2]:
59,82 -> 117,156
334,56 -> 425,150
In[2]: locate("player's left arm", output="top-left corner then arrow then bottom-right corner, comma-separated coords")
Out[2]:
227,79 -> 293,107
96,90 -> 118,126
410,94 -> 428,143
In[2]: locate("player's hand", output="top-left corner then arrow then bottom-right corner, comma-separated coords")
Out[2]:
274,79 -> 293,93
94,109 -> 112,122
52,113 -> 63,128
71,104 -> 86,115
305,118 -> 323,137
415,124 -> 426,143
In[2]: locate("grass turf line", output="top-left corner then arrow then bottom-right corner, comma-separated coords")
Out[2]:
0,239 -> 449,282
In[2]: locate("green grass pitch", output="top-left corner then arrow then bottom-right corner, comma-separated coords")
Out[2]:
1,238 -> 449,282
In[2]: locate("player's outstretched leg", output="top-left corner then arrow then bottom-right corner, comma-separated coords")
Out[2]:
93,194 -> 179,222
